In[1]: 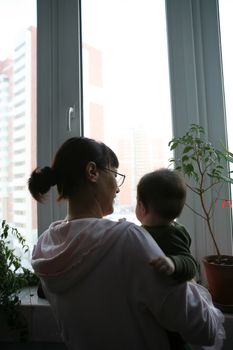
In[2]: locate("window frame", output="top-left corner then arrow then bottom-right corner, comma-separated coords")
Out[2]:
37,0 -> 232,260
37,0 -> 83,233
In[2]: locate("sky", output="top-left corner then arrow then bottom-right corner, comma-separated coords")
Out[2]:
81,0 -> 172,132
0,0 -> 36,60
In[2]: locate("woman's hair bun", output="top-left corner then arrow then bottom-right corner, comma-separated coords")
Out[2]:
42,166 -> 57,186
28,166 -> 57,202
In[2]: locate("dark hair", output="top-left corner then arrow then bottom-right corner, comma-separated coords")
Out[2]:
28,137 -> 119,202
137,168 -> 186,221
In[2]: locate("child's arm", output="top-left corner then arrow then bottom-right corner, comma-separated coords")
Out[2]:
149,256 -> 175,275
149,224 -> 198,282
150,252 -> 198,282
167,252 -> 198,281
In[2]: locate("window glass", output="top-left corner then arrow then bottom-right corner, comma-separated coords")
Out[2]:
218,0 -> 233,205
0,0 -> 37,263
81,0 -> 172,222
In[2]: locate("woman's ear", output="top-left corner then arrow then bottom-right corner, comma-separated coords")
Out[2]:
86,162 -> 99,183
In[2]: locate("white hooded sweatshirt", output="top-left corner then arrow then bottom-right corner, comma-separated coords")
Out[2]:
32,218 -> 224,350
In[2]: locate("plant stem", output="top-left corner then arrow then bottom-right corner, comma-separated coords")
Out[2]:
199,184 -> 221,257
197,149 -> 221,257
185,203 -> 207,220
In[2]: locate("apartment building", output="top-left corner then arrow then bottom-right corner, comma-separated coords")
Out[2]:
0,26 -> 37,249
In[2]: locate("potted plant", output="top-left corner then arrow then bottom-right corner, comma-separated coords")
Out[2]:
168,123 -> 233,306
0,220 -> 39,341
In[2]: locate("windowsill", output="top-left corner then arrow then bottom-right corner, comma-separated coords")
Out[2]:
0,286 -> 64,343
1,287 -> 233,349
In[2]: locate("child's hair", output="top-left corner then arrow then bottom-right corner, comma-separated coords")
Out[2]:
137,168 -> 186,221
28,137 -> 119,202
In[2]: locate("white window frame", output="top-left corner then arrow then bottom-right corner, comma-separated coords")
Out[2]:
37,0 -> 83,233
37,0 -> 232,261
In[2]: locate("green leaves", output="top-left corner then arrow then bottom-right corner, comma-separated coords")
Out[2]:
183,146 -> 193,154
168,123 -> 231,186
168,123 -> 233,256
0,220 -> 39,341
220,174 -> 233,184
169,141 -> 178,151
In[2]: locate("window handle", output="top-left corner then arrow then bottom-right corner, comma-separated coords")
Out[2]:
67,105 -> 75,132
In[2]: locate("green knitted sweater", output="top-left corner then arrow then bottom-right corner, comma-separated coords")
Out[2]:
143,221 -> 198,282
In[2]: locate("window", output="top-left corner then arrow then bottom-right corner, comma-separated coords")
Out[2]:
81,0 -> 173,222
218,1 -> 233,247
37,0 -> 232,260
0,0 -> 37,252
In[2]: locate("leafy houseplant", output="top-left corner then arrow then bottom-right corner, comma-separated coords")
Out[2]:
0,220 -> 39,341
169,124 -> 233,305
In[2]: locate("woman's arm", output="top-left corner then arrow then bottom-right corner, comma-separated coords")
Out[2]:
158,282 -> 225,347
123,224 -> 224,347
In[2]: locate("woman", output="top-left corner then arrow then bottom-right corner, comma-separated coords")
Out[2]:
29,137 -> 224,350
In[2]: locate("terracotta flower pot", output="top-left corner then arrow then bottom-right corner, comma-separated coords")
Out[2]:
202,255 -> 233,306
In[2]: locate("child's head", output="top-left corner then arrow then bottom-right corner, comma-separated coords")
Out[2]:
136,168 -> 186,226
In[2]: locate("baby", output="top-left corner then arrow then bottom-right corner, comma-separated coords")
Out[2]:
136,168 -> 198,350
136,168 -> 198,281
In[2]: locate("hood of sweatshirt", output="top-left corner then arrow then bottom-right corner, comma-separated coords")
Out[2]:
32,218 -> 133,294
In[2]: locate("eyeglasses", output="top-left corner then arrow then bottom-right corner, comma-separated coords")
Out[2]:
102,168 -> 126,187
